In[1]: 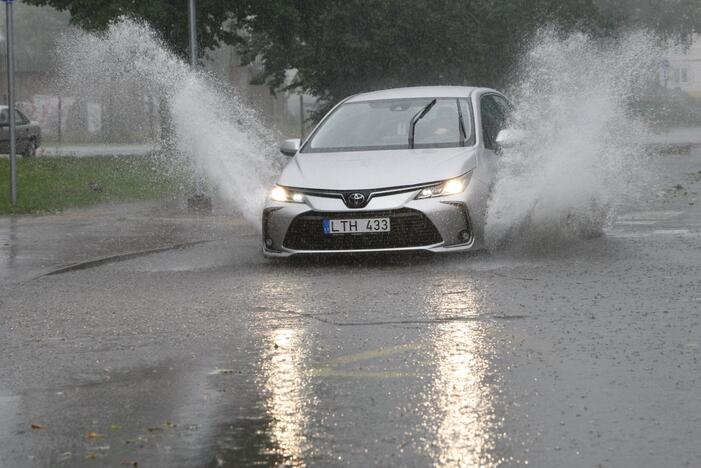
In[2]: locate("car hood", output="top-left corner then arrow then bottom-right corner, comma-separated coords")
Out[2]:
278,147 -> 477,190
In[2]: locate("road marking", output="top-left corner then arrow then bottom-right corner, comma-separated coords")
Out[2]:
311,343 -> 421,379
617,211 -> 683,220
652,229 -> 690,235
311,369 -> 418,378
607,229 -> 699,238
322,343 -> 420,366
613,220 -> 656,225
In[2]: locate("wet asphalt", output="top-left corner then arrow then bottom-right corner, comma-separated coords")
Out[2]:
0,148 -> 700,467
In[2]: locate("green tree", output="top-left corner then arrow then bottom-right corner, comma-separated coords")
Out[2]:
23,0 -> 701,117
234,0 -> 701,116
22,0 -> 242,59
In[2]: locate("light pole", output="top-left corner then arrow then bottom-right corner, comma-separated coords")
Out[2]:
299,94 -> 304,139
188,0 -> 197,69
186,0 -> 212,213
3,0 -> 17,206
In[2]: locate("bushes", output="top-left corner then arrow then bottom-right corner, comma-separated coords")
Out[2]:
630,84 -> 701,127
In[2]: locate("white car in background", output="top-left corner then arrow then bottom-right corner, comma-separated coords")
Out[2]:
0,106 -> 42,157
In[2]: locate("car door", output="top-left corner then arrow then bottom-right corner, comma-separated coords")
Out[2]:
15,110 -> 30,151
0,109 -> 8,153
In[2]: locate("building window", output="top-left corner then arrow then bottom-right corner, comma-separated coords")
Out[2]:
671,66 -> 690,84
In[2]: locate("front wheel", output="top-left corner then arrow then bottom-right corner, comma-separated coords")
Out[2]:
22,139 -> 37,157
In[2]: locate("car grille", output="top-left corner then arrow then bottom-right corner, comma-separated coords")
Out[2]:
283,209 -> 443,251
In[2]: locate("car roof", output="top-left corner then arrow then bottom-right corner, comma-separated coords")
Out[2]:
345,86 -> 494,102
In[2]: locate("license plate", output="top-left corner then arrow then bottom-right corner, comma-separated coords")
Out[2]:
323,218 -> 390,234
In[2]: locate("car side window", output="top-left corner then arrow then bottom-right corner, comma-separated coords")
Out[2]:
15,110 -> 28,125
458,98 -> 476,147
480,95 -> 508,150
492,95 -> 513,123
0,110 -> 8,125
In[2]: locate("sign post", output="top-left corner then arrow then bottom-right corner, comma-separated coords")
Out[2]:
188,0 -> 197,69
186,0 -> 212,213
3,0 -> 17,205
299,94 -> 304,139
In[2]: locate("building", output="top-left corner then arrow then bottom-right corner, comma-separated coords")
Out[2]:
0,3 -> 68,105
663,36 -> 701,98
0,3 -> 310,143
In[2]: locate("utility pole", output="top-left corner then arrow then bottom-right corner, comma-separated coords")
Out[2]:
4,0 -> 17,206
186,0 -> 212,213
299,94 -> 305,139
57,96 -> 62,144
188,0 -> 197,69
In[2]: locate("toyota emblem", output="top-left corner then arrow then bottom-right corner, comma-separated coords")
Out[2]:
346,192 -> 366,208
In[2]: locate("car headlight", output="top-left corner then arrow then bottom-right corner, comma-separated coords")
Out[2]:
270,185 -> 304,203
415,172 -> 471,199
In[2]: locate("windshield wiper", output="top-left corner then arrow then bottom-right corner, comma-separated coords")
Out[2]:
408,99 -> 436,149
456,98 -> 466,146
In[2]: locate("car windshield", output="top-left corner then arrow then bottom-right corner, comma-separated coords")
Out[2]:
303,98 -> 474,153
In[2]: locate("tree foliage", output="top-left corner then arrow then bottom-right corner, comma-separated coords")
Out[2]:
24,0 -> 701,115
22,0 -> 242,59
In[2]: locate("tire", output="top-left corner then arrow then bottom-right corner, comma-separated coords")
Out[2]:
22,139 -> 37,157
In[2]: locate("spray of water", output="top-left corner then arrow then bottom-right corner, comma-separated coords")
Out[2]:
55,19 -> 283,224
56,20 -> 665,248
485,30 -> 662,250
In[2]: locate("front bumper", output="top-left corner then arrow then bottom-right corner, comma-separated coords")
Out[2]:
261,185 -> 483,257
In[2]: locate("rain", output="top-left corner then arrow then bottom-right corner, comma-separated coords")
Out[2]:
0,1 -> 700,467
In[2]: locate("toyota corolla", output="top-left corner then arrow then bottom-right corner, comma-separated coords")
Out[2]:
262,86 -> 518,257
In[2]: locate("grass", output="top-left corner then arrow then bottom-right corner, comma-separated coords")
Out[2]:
0,155 -> 191,214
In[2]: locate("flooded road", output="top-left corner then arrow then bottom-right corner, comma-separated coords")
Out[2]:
0,148 -> 700,467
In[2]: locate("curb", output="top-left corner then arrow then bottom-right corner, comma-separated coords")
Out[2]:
39,240 -> 212,277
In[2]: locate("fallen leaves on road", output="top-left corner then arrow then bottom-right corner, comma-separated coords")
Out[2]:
122,461 -> 138,467
30,423 -> 47,429
85,452 -> 97,460
84,431 -> 105,440
145,427 -> 162,433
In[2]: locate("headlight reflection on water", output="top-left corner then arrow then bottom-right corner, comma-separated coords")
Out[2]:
254,278 -> 519,466
256,278 -> 312,466
422,283 -> 511,467
259,326 -> 310,466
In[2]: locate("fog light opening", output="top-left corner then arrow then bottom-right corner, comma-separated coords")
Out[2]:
459,229 -> 471,242
265,238 -> 274,248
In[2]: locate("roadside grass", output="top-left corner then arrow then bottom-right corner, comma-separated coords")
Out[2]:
0,155 -> 191,214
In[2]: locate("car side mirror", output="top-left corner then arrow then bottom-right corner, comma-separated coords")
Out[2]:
280,138 -> 301,157
495,128 -> 528,149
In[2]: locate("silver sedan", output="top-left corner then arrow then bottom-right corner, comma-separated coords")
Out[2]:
262,86 -> 518,257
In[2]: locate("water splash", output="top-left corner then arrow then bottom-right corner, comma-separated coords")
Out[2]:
485,30 -> 662,250
55,19 -> 283,224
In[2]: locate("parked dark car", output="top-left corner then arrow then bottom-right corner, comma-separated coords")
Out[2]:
0,106 -> 42,157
